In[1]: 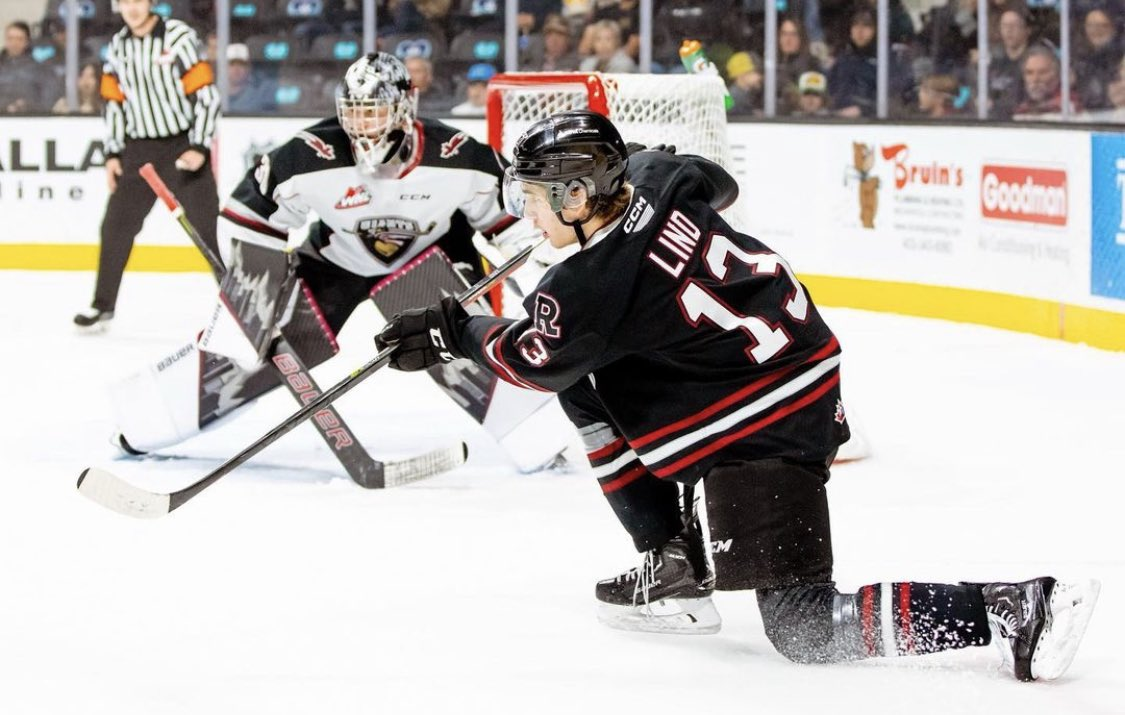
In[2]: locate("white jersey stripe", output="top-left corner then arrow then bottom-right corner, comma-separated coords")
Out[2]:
590,449 -> 642,479
637,355 -> 841,466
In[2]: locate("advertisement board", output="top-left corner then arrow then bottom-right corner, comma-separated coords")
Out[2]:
731,123 -> 1090,304
1091,133 -> 1125,302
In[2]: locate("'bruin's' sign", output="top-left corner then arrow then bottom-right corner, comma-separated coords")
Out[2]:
980,165 -> 1068,226
0,139 -> 106,172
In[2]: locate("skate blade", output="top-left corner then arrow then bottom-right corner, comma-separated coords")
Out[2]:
1032,579 -> 1101,681
597,596 -> 721,635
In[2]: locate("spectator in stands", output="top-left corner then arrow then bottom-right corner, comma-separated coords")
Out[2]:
987,7 -> 1032,119
0,21 -> 51,113
792,69 -> 831,116
226,43 -> 277,113
828,8 -> 878,117
581,0 -> 640,62
1074,7 -> 1123,110
917,0 -> 979,75
519,0 -> 558,33
578,19 -> 637,73
522,14 -> 580,71
451,61 -> 494,116
1095,58 -> 1125,120
777,16 -> 822,113
405,54 -> 450,112
1013,44 -> 1082,117
916,73 -> 961,118
52,61 -> 103,114
726,51 -> 763,115
204,29 -> 218,63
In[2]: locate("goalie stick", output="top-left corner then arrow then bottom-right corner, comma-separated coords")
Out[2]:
76,237 -> 544,518
138,162 -> 393,489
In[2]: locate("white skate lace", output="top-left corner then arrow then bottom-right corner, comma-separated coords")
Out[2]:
630,551 -> 657,609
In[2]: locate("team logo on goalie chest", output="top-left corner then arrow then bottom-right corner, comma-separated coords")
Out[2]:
355,216 -> 436,264
335,185 -> 372,209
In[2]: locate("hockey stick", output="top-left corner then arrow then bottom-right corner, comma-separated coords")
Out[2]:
77,238 -> 543,518
139,162 -> 391,489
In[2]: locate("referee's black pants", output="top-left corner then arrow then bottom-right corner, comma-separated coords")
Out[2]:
92,134 -> 220,312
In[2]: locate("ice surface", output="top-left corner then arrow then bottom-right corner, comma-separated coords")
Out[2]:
1,271 -> 1122,714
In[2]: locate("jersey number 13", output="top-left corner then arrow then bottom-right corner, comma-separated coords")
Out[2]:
678,235 -> 809,364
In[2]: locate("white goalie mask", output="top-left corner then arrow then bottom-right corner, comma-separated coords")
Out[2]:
336,52 -> 417,176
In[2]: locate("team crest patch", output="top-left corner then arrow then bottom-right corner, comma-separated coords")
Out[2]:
355,216 -> 437,264
440,132 -> 469,159
297,131 -> 336,160
834,399 -> 846,424
156,50 -> 176,66
335,185 -> 372,209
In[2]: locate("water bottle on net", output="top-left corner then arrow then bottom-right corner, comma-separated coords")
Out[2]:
678,39 -> 735,110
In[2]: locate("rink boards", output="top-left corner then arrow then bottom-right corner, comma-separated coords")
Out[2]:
0,116 -> 1122,350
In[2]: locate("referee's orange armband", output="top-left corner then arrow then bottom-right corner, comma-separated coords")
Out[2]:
181,61 -> 214,95
100,74 -> 125,103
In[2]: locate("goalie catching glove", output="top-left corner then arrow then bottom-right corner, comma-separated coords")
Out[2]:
376,296 -> 470,371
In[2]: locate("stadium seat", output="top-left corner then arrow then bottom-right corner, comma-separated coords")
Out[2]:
447,29 -> 503,64
307,33 -> 362,64
380,32 -> 448,63
244,33 -> 294,63
150,0 -> 196,23
278,0 -> 326,19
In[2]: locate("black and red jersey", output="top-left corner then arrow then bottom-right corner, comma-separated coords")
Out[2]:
457,150 -> 849,483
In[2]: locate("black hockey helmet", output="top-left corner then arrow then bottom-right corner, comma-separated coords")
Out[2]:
503,110 -> 628,227
336,52 -> 417,174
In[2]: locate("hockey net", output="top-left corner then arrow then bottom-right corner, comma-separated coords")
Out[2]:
486,72 -> 744,226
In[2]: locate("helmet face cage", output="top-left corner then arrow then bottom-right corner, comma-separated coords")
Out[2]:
336,53 -> 416,173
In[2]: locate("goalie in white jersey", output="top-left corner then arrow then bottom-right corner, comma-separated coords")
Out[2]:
109,52 -> 570,472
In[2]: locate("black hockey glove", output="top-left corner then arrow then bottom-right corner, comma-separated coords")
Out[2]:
625,142 -> 677,156
375,296 -> 469,372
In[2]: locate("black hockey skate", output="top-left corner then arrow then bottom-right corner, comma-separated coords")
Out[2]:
596,510 -> 720,635
74,308 -> 113,332
983,577 -> 1100,681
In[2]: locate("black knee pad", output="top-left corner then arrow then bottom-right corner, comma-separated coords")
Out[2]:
756,583 -> 841,664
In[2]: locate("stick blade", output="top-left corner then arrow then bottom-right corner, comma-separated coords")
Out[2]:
77,468 -> 171,519
383,442 -> 469,487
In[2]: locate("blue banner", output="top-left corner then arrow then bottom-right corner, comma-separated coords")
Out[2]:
1091,133 -> 1125,301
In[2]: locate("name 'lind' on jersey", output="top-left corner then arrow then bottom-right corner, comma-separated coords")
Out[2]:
220,51 -> 521,278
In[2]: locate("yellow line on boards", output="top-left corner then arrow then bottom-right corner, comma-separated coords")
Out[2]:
0,243 -> 210,273
801,275 -> 1125,352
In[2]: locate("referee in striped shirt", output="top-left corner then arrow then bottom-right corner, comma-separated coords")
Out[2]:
75,0 -> 221,330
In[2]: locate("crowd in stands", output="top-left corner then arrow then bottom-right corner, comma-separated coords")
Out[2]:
2,0 -> 1125,121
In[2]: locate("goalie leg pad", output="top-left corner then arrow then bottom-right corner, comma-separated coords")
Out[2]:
110,342 -> 279,452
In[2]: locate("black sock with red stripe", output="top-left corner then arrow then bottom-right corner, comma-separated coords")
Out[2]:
849,582 -> 991,657
757,581 -> 990,664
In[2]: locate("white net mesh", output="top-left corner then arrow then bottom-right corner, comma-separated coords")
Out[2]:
488,72 -> 744,226
490,72 -> 732,168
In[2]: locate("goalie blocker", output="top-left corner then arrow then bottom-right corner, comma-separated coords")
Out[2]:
110,240 -> 572,472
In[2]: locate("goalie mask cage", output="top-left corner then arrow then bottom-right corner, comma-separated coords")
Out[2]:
486,72 -> 745,225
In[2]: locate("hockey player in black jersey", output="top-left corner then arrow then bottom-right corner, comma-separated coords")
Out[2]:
376,110 -> 1100,680
108,52 -> 571,472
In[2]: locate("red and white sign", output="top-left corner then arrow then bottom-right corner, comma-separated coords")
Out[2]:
980,165 -> 1068,226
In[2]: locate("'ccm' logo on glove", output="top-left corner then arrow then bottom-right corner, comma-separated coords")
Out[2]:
429,327 -> 453,362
